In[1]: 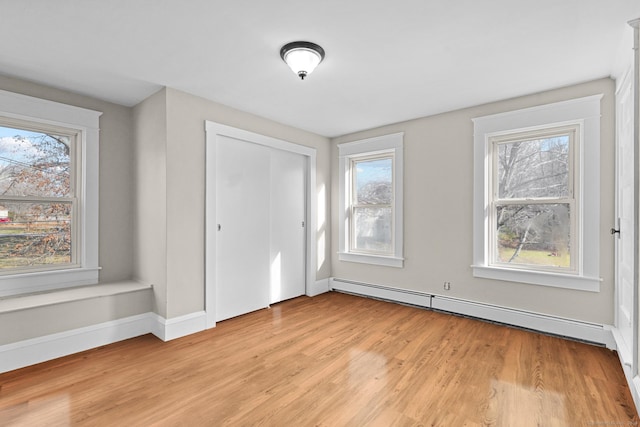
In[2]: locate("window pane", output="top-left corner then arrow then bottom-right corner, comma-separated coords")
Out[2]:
0,126 -> 71,197
497,135 -> 569,199
354,158 -> 392,204
495,203 -> 570,269
353,206 -> 392,253
0,201 -> 71,269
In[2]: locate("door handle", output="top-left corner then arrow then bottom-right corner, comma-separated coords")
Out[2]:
610,227 -> 620,235
218,224 -> 221,231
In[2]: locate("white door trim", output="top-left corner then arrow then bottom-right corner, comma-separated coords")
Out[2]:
205,121 -> 317,329
614,65 -> 637,369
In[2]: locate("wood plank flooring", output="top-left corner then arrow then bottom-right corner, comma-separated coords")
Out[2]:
0,292 -> 637,426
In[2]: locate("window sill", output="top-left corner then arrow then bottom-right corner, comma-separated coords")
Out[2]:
471,265 -> 601,292
0,267 -> 101,298
339,252 -> 404,268
0,280 -> 152,314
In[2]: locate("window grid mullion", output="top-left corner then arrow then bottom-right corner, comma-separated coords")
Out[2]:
494,197 -> 573,205
349,153 -> 394,256
488,125 -> 577,274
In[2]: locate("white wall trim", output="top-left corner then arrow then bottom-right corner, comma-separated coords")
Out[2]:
0,89 -> 102,296
431,295 -> 614,347
151,311 -> 207,342
611,325 -> 640,416
337,133 -> 404,267
0,281 -> 152,313
0,308 -> 210,374
330,278 -> 432,308
0,312 -> 153,374
611,326 -> 633,367
307,278 -> 330,297
472,95 -> 602,291
330,277 -> 613,347
205,121 -> 318,329
632,376 -> 640,417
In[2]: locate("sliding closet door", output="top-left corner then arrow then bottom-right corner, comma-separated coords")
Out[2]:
214,135 -> 306,322
215,136 -> 271,321
270,149 -> 306,303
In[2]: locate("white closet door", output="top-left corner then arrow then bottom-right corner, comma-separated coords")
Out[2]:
215,135 -> 306,321
215,136 -> 270,321
270,149 -> 306,303
615,69 -> 635,361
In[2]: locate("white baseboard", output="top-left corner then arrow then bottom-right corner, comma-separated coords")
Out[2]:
0,309 -> 210,374
0,313 -> 153,374
151,311 -> 207,341
610,326 -> 640,416
307,278 -> 330,297
330,278 -> 432,308
329,277 -> 612,347
610,327 -> 633,363
431,295 -> 613,346
633,376 -> 640,416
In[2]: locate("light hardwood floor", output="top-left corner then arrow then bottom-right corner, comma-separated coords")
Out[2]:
0,292 -> 637,426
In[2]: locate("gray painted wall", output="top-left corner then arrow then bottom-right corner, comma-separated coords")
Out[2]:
0,73 -> 617,349
0,75 -> 144,345
133,89 -> 169,316
0,75 -> 136,284
331,78 -> 616,324
133,87 -> 332,319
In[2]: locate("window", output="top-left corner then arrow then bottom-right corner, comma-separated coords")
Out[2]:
490,125 -> 577,273
473,95 -> 602,291
0,89 -> 101,297
338,133 -> 403,267
0,122 -> 76,271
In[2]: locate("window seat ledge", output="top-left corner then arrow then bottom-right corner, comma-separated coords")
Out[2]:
0,281 -> 153,314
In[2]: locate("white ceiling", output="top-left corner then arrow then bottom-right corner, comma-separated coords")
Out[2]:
1,0 -> 638,137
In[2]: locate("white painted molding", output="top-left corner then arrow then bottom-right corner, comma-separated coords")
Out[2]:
330,278 -> 432,308
472,95 -> 602,291
611,325 -> 640,417
151,311 -> 207,342
0,308 -> 210,374
0,89 -> 102,296
611,326 -> 633,363
600,325 -> 618,351
205,120 -> 318,329
307,278 -> 330,297
432,295 -> 613,346
633,376 -> 640,417
0,313 -> 153,374
330,277 -> 612,347
0,281 -> 152,313
337,133 -> 404,267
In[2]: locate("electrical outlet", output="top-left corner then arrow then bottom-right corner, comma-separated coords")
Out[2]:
444,281 -> 451,291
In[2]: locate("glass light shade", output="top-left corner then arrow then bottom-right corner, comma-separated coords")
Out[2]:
280,42 -> 325,80
284,48 -> 321,78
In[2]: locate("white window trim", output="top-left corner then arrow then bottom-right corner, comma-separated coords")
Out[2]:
472,95 -> 602,292
338,132 -> 404,268
488,124 -> 579,274
0,89 -> 101,297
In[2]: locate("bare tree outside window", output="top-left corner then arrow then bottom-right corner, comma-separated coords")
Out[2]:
492,129 -> 575,270
0,125 -> 73,270
351,156 -> 393,254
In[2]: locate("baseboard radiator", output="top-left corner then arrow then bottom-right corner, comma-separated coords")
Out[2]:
329,278 -> 614,348
329,278 -> 432,308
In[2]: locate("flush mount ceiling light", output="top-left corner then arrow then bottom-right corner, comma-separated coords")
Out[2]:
280,41 -> 325,80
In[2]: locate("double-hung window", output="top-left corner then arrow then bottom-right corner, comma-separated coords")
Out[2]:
490,125 -> 578,273
338,133 -> 404,267
350,154 -> 394,254
472,95 -> 602,291
0,89 -> 101,297
0,121 -> 76,271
